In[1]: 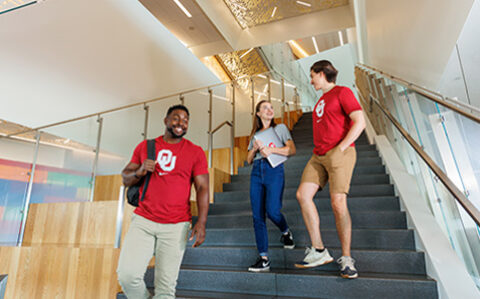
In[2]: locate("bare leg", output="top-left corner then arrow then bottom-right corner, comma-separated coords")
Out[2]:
330,192 -> 352,257
296,182 -> 324,249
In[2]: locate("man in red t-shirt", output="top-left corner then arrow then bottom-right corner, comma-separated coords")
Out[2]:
294,60 -> 365,279
117,105 -> 209,298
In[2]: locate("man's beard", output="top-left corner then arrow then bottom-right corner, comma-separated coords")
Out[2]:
167,126 -> 186,138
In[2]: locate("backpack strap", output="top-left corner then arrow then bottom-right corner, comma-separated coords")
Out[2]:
140,139 -> 156,202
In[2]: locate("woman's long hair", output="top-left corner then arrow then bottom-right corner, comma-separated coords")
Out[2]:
249,100 -> 276,140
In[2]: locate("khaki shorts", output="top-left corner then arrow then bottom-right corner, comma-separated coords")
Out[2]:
300,146 -> 357,194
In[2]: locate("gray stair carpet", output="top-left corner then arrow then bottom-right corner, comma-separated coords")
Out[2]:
118,112 -> 438,299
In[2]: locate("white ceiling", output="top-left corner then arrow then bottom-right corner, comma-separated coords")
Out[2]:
139,0 -> 355,57
139,0 -> 224,48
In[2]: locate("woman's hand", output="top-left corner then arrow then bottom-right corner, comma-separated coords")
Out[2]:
253,139 -> 264,151
260,146 -> 273,158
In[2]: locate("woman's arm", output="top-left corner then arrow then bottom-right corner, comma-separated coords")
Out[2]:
247,139 -> 263,164
260,139 -> 296,158
272,140 -> 296,156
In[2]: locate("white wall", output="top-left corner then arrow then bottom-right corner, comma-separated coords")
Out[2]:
296,43 -> 359,108
437,0 -> 480,108
364,0 -> 474,89
0,0 -> 220,129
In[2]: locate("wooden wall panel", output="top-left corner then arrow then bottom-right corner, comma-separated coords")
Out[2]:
93,175 -> 123,202
234,136 -> 250,153
0,247 -> 120,299
23,201 -> 118,247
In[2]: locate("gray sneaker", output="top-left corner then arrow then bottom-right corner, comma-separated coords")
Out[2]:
294,247 -> 334,268
337,256 -> 358,279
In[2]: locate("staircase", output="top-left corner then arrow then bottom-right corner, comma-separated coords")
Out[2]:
118,112 -> 438,298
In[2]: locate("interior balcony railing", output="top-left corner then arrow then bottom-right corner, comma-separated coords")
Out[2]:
355,64 -> 480,288
0,70 -> 305,247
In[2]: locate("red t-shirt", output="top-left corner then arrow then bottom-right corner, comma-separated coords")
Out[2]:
312,86 -> 362,155
130,136 -> 208,224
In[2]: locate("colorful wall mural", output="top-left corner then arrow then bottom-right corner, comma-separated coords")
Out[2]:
0,158 -> 91,245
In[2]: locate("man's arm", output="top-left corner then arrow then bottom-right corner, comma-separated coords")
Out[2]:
121,160 -> 155,186
189,173 -> 209,247
338,110 -> 366,152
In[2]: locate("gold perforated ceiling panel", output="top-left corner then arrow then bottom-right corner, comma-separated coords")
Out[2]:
224,0 -> 349,28
216,48 -> 269,81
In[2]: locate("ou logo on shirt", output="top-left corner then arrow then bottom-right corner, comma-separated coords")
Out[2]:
316,100 -> 326,119
157,149 -> 177,173
268,142 -> 276,148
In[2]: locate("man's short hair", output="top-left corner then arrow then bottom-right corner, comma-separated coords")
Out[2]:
310,60 -> 338,83
166,104 -> 190,117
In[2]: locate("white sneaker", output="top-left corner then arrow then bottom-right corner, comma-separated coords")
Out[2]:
294,247 -> 334,268
337,256 -> 358,279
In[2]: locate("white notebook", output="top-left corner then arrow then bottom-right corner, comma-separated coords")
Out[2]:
253,128 -> 288,168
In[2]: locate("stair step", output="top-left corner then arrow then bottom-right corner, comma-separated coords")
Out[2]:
201,211 -> 406,229
227,174 -> 390,189
191,228 -> 415,250
160,267 -> 437,298
238,164 -> 386,175
181,246 -> 426,275
292,137 -> 370,145
215,185 -> 395,202
210,196 -> 400,214
243,150 -> 380,167
118,289 -> 285,299
291,143 -> 376,153
123,114 -> 438,299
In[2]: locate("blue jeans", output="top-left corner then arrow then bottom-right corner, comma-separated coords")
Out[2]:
250,159 -> 289,256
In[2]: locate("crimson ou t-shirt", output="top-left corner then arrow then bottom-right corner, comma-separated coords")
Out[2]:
312,86 -> 362,155
130,136 -> 208,224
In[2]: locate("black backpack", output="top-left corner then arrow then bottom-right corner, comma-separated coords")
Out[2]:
126,139 -> 156,207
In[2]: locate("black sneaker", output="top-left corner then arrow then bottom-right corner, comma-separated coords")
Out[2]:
248,257 -> 271,272
280,231 -> 295,249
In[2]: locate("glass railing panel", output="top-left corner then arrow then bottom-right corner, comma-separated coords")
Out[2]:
184,88 -> 210,149
269,74 -> 284,120
146,96 -> 180,141
94,106 -> 145,202
260,43 -> 317,109
252,74 -> 270,107
234,78 -> 254,137
396,129 -> 480,286
0,136 -> 35,245
29,117 -> 99,204
210,84 -> 232,150
358,65 -> 480,287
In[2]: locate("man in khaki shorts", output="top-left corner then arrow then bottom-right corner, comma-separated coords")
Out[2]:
295,60 -> 365,279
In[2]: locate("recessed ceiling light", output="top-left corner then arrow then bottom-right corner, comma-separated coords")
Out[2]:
271,6 -> 277,18
296,1 -> 311,7
239,48 -> 254,59
289,40 -> 309,58
312,36 -> 319,54
173,0 -> 192,18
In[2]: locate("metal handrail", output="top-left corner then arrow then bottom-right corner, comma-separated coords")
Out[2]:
356,87 -> 480,226
358,64 -> 480,124
5,70 -> 298,138
211,121 -> 232,135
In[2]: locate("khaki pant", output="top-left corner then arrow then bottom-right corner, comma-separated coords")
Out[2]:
117,214 -> 190,299
300,146 -> 357,194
